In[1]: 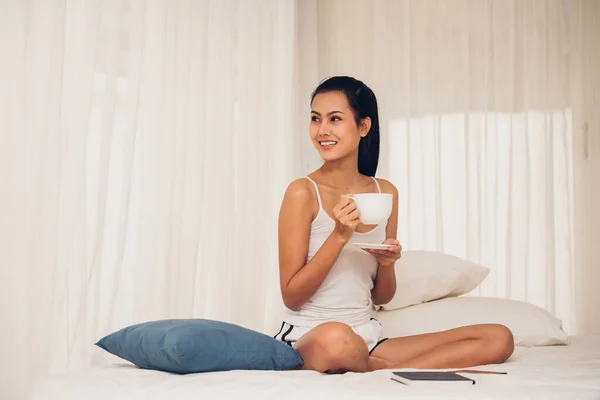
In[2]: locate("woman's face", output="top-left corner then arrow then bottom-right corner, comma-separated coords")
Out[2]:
309,91 -> 370,163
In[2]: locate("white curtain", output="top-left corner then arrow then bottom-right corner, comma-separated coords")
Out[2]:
0,1 -> 298,398
297,0 -> 600,336
1,0 -> 599,399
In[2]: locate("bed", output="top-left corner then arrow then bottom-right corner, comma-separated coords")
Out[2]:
30,335 -> 600,400
30,253 -> 600,399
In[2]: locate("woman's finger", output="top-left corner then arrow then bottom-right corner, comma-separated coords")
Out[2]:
387,245 -> 402,253
340,199 -> 356,213
368,250 -> 401,262
348,209 -> 360,221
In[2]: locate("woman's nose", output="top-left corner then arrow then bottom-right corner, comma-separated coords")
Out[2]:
317,122 -> 331,137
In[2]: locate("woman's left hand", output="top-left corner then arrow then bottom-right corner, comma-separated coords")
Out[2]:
364,238 -> 402,268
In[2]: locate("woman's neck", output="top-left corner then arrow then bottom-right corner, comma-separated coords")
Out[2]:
318,157 -> 362,192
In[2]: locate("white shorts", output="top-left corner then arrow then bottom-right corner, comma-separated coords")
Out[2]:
273,318 -> 388,354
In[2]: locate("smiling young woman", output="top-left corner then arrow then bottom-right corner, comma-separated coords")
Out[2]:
275,76 -> 514,373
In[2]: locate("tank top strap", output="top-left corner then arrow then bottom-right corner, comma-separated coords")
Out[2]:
370,176 -> 381,193
305,177 -> 323,209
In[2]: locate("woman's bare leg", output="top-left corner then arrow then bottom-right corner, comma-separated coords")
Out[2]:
294,322 -> 379,373
369,324 -> 514,370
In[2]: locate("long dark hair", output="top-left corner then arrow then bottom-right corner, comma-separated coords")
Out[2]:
310,76 -> 381,177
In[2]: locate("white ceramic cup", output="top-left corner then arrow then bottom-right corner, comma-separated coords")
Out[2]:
346,193 -> 392,225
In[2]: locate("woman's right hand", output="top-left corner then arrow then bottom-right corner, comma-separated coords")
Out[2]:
332,195 -> 360,242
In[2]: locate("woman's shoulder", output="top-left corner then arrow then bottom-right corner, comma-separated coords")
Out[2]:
370,176 -> 399,196
282,177 -> 314,206
279,178 -> 317,221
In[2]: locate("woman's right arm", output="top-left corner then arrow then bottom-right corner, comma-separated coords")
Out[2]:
278,179 -> 359,311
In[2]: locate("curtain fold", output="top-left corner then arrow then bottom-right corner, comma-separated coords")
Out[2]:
1,1 -> 299,398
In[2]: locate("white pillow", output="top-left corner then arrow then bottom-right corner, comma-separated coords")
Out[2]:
374,296 -> 568,347
379,250 -> 489,311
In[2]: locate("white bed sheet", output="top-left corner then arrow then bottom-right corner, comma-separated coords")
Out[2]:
30,336 -> 600,400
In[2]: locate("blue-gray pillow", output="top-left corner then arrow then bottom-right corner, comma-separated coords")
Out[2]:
95,319 -> 303,374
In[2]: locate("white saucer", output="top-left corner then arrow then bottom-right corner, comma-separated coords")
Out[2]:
354,243 -> 393,250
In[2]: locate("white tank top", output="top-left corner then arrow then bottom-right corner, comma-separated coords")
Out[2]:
282,176 -> 386,328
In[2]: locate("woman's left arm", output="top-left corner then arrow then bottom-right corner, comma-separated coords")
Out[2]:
369,179 -> 401,306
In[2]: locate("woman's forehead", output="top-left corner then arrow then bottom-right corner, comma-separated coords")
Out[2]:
311,91 -> 350,112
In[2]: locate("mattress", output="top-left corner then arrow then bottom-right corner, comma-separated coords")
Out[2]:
30,336 -> 600,400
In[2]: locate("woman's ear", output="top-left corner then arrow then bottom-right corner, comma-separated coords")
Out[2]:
359,117 -> 372,138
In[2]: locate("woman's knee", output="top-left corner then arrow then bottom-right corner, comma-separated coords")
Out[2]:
483,324 -> 515,363
296,322 -> 369,373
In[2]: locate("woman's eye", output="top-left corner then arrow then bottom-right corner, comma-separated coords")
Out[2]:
311,116 -> 319,122
331,116 -> 341,122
